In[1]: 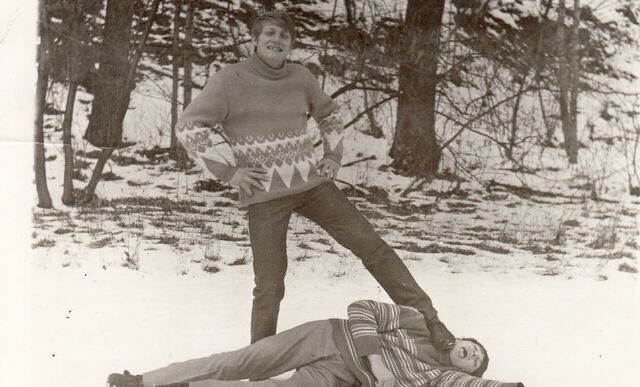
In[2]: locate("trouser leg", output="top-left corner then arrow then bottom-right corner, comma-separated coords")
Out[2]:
247,199 -> 293,343
143,321 -> 343,386
190,359 -> 355,387
296,183 -> 439,322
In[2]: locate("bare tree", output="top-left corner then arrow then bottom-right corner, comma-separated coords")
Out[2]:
183,0 -> 195,108
35,0 -> 53,209
556,0 -> 580,163
82,0 -> 162,201
568,0 -> 581,160
390,0 -> 445,176
61,0 -> 87,206
170,0 -> 182,157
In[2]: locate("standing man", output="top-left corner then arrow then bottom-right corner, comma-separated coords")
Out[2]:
176,10 -> 455,349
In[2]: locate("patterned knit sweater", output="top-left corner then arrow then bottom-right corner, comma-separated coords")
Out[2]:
175,53 -> 343,207
330,300 -> 524,387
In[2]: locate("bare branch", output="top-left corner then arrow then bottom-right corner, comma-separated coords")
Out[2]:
439,86 -> 535,149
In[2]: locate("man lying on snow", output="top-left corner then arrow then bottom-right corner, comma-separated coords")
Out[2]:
107,300 -> 524,387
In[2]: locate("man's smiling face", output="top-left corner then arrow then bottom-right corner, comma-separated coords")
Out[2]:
253,22 -> 292,68
449,339 -> 485,374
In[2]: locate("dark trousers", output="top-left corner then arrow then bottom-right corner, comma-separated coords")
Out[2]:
248,182 -> 439,343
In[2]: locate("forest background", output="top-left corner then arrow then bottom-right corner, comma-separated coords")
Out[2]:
0,0 -> 639,386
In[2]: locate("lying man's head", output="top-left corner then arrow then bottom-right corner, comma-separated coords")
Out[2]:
448,338 -> 489,377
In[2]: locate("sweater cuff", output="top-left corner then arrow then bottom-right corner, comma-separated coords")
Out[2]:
318,113 -> 344,164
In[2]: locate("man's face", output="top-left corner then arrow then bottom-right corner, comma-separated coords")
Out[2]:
253,22 -> 292,68
449,340 -> 484,374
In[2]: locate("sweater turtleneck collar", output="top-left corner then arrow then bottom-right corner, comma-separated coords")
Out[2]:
248,52 -> 289,80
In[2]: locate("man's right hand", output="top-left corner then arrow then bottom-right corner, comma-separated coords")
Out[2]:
228,167 -> 269,196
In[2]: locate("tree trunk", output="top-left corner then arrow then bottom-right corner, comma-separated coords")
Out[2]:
80,0 -> 134,201
83,148 -> 115,201
260,0 -> 275,12
363,87 -> 383,138
183,0 -> 194,108
61,2 -> 85,206
174,0 -> 194,163
62,86 -> 79,205
84,0 -> 134,148
556,0 -> 578,163
507,76 -> 526,161
170,0 -> 182,156
567,0 -> 580,163
34,0 -> 53,209
390,0 -> 445,176
344,0 -> 356,25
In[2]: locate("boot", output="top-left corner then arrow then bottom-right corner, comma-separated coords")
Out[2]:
427,318 -> 456,351
106,370 -> 143,387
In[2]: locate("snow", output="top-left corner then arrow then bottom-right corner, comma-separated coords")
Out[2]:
22,263 -> 640,387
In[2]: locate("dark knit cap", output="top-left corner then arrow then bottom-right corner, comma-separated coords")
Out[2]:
251,10 -> 297,42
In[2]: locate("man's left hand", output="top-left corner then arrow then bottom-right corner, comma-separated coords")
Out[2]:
316,158 -> 340,180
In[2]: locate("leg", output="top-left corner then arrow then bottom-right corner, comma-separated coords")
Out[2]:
296,183 -> 442,323
143,321 -> 341,386
190,358 -> 355,387
247,199 -> 293,343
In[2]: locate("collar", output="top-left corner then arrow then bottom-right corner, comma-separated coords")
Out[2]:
440,350 -> 452,366
248,52 -> 289,80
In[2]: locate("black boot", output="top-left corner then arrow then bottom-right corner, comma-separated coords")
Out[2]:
427,318 -> 456,351
106,370 -> 143,387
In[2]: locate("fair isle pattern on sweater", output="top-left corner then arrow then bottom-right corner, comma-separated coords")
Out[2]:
332,301 -> 522,387
177,121 -> 235,177
177,113 -> 344,195
318,114 -> 344,163
230,127 -> 317,192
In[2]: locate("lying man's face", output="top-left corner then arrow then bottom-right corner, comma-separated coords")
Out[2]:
449,339 -> 485,374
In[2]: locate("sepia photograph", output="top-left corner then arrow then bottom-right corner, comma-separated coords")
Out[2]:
1,0 -> 638,386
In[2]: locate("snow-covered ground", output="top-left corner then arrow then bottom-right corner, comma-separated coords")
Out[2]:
20,260 -> 640,387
